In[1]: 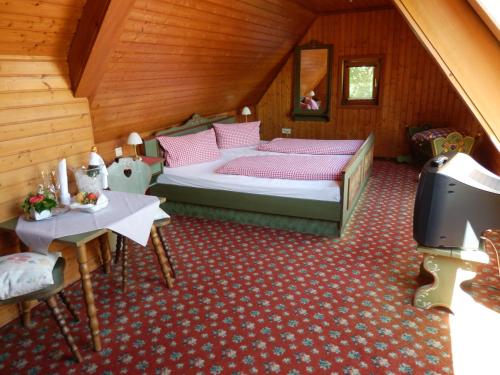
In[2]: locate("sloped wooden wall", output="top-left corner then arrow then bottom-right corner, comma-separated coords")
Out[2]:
89,0 -> 316,161
0,0 -> 104,327
257,9 -> 484,159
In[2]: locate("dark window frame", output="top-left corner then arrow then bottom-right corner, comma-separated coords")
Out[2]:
341,57 -> 381,106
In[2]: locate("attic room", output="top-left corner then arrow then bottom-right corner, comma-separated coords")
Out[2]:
0,0 -> 499,373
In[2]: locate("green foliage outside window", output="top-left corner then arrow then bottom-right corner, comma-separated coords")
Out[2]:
348,66 -> 374,100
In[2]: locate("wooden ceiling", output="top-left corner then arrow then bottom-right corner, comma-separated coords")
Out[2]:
89,0 -> 316,148
293,0 -> 393,13
0,0 -> 86,57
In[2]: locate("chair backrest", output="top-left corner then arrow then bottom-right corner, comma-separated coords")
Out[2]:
431,131 -> 475,156
107,158 -> 152,194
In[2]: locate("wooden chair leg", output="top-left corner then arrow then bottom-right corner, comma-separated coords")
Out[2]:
122,238 -> 129,292
20,301 -> 34,328
58,290 -> 79,323
157,227 -> 176,279
115,234 -> 123,264
46,295 -> 83,363
99,235 -> 112,274
76,244 -> 101,352
150,225 -> 174,288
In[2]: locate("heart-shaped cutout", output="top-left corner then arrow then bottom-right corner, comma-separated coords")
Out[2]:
124,169 -> 132,178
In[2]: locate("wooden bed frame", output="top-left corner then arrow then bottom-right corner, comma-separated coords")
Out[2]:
144,114 -> 374,237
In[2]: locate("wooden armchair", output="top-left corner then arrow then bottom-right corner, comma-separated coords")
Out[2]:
107,158 -> 175,291
431,131 -> 475,156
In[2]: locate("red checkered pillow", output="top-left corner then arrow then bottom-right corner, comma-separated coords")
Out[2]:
212,121 -> 261,149
157,129 -> 221,168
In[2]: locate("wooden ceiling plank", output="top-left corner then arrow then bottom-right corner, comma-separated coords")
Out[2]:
0,13 -> 79,34
137,0 -> 310,33
68,0 -> 135,98
0,0 -> 84,20
128,6 -> 306,40
124,16 -> 289,46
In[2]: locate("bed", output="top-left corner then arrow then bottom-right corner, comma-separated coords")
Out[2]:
144,114 -> 374,237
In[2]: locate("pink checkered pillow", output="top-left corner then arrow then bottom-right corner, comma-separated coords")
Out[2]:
157,129 -> 221,168
216,154 -> 351,180
212,121 -> 261,149
257,138 -> 364,155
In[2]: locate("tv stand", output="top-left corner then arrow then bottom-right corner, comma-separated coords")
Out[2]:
414,246 -> 489,313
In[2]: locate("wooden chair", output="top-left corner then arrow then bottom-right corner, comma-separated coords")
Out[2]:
0,257 -> 83,362
107,158 -> 175,291
431,131 -> 475,156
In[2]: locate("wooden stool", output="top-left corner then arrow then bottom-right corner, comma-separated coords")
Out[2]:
0,258 -> 83,362
414,246 -> 489,313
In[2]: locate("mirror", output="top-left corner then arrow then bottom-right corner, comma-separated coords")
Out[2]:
292,42 -> 333,121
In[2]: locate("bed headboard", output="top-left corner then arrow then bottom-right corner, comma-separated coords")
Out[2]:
144,113 -> 236,158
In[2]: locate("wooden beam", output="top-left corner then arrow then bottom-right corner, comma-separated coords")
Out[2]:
467,0 -> 500,41
68,0 -> 135,98
393,0 -> 500,149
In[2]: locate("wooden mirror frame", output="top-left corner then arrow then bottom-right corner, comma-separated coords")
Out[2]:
292,41 -> 333,122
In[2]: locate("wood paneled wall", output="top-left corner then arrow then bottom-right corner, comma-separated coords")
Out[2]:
257,9 -> 485,159
0,54 -> 103,326
0,56 -> 94,222
0,0 -> 100,326
89,0 -> 316,162
393,0 -> 499,149
0,0 -> 86,57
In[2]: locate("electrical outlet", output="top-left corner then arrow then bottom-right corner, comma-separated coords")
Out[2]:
115,147 -> 123,157
282,128 -> 292,135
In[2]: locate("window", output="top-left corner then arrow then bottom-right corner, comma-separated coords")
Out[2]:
341,57 -> 381,106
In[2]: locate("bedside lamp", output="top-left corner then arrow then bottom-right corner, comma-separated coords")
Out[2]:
127,132 -> 143,160
241,106 -> 251,122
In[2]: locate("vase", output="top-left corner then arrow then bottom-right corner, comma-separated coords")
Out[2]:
30,208 -> 52,221
74,166 -> 104,194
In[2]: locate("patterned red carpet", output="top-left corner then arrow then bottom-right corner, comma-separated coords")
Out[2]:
1,161 -> 498,374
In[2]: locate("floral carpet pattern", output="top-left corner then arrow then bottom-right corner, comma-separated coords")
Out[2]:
1,161 -> 498,374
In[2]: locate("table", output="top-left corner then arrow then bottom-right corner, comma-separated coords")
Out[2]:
0,218 -> 110,351
0,191 -> 161,352
414,245 -> 490,313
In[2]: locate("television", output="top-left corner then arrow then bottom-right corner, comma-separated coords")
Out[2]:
413,152 -> 500,250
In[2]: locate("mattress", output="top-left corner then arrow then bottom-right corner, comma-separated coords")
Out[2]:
157,144 -> 342,202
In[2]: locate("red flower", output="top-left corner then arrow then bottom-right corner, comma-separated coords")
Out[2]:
28,195 -> 44,204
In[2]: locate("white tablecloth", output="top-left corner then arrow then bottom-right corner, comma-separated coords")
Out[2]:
15,191 -> 160,253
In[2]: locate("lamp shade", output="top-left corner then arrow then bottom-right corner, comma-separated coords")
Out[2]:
307,91 -> 315,97
127,132 -> 143,145
241,106 -> 252,116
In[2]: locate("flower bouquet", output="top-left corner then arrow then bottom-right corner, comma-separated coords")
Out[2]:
21,189 -> 57,220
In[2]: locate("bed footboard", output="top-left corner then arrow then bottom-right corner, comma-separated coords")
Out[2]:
339,132 -> 375,235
